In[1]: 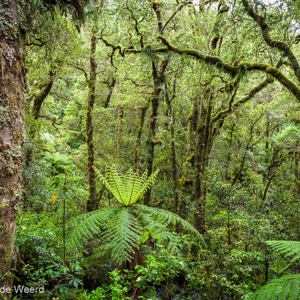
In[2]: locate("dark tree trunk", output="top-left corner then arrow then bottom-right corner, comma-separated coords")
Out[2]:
104,76 -> 116,108
165,82 -> 180,214
0,0 -> 26,294
144,60 -> 168,205
86,31 -> 98,212
134,106 -> 148,174
32,71 -> 55,119
193,98 -> 213,233
115,106 -> 124,159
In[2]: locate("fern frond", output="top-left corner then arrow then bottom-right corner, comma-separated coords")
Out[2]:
245,274 -> 300,300
97,168 -> 126,205
102,208 -> 143,263
266,240 -> 300,261
96,167 -> 159,206
135,204 -> 200,236
67,208 -> 118,246
69,207 -> 143,265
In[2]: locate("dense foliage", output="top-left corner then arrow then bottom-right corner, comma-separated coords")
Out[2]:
0,0 -> 299,299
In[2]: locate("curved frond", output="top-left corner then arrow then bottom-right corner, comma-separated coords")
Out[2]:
67,207 -> 118,247
135,204 -> 200,236
69,207 -> 143,265
266,240 -> 300,261
245,274 -> 300,300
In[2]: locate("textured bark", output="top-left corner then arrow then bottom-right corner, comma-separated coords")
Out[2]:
86,31 -> 98,212
193,97 -> 213,233
144,60 -> 168,205
165,82 -> 180,214
0,0 -> 26,293
134,106 -> 148,174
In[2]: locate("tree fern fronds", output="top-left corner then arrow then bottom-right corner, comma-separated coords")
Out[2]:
102,208 -> 143,264
67,208 -> 118,247
131,169 -> 159,205
96,167 -> 159,206
96,167 -> 126,205
136,204 -> 200,236
266,240 -> 300,261
245,274 -> 300,300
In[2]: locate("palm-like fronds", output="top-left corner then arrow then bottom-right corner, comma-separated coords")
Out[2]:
68,207 -> 118,245
246,240 -> 300,300
136,204 -> 200,236
245,274 -> 300,300
68,167 -> 200,265
97,167 -> 159,206
102,208 -> 142,263
266,240 -> 300,261
68,205 -> 199,265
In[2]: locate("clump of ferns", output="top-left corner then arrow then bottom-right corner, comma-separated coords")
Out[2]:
68,166 -> 200,268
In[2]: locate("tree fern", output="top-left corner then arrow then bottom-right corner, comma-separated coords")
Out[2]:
102,208 -> 142,263
135,204 -> 200,236
96,167 -> 159,206
245,240 -> 300,300
266,240 -> 300,261
68,167 -> 199,265
245,274 -> 300,300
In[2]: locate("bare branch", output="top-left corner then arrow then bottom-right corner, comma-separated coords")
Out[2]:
161,0 -> 192,33
125,1 -> 144,48
67,62 -> 88,80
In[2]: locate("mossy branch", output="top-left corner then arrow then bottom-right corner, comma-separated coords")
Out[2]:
158,36 -> 300,101
242,0 -> 300,83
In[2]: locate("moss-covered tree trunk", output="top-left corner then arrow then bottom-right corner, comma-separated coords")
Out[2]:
0,0 -> 26,293
164,81 -> 180,214
86,30 -> 98,212
134,106 -> 148,174
32,71 -> 55,119
144,60 -> 168,205
193,98 -> 213,233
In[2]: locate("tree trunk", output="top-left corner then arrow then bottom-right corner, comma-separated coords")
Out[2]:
165,82 -> 180,214
0,0 -> 26,294
86,31 -> 98,212
134,106 -> 148,174
32,71 -> 55,119
193,98 -> 213,233
144,60 -> 168,205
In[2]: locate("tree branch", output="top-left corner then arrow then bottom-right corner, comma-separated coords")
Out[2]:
125,1 -> 144,48
158,36 -> 300,101
161,0 -> 192,33
242,0 -> 300,83
212,76 -> 273,122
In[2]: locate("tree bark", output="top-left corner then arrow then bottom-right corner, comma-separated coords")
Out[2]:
144,60 -> 168,205
134,106 -> 148,174
193,97 -> 213,233
32,71 -> 56,119
0,0 -> 26,294
164,81 -> 180,214
86,31 -> 98,212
